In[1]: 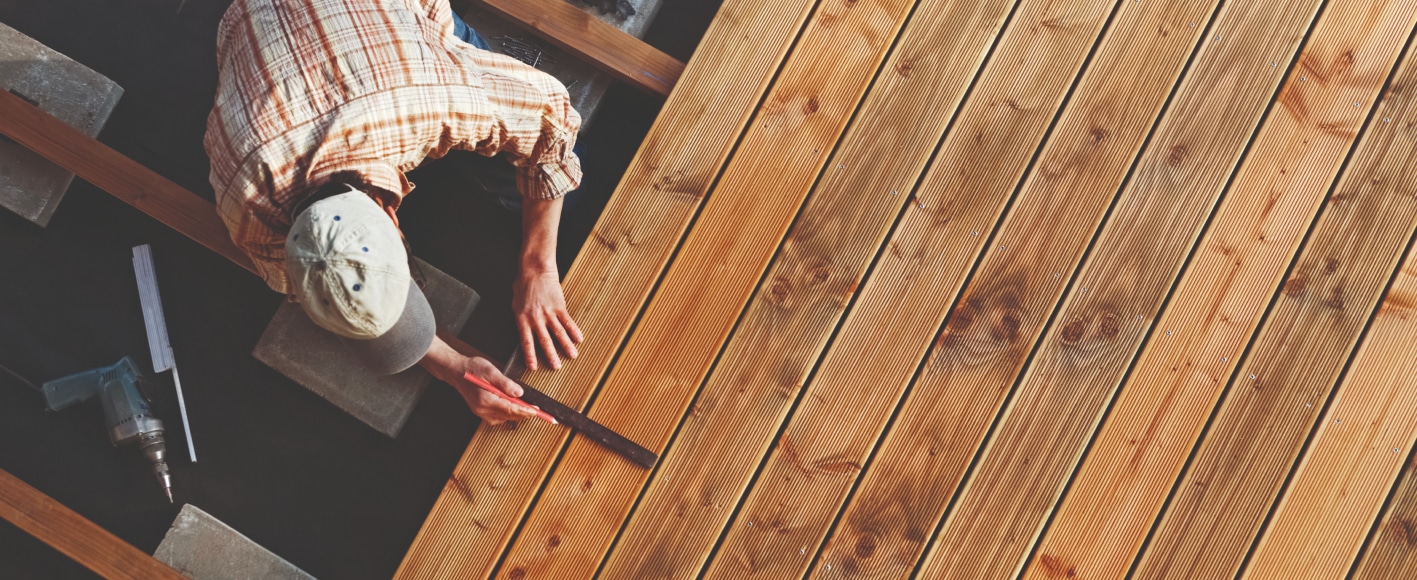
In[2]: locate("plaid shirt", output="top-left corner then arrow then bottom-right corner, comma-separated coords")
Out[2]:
206,0 -> 582,292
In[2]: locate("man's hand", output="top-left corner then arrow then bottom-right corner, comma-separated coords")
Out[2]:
514,269 -> 583,371
516,195 -> 583,371
420,336 -> 539,425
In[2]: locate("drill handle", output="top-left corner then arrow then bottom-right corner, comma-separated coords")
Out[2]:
40,357 -> 139,412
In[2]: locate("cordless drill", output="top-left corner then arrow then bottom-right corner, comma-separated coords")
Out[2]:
41,357 -> 173,502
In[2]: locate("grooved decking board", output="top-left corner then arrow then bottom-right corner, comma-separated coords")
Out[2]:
1244,224 -> 1417,577
914,0 -> 1340,576
0,468 -> 185,580
492,0 -> 925,575
598,0 -> 1025,574
1353,446 -> 1417,578
476,0 -> 683,96
713,0 -> 1222,577
1032,6 -> 1417,578
1133,31 -> 1417,579
394,1 -> 820,576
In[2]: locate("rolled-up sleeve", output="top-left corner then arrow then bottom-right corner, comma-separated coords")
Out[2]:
468,50 -> 584,200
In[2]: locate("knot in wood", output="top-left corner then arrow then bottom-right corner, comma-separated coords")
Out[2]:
1326,287 -> 1345,310
508,567 -> 526,580
768,277 -> 792,305
855,532 -> 878,559
1283,273 -> 1308,296
547,534 -> 561,549
992,309 -> 1022,342
1324,257 -> 1340,274
1099,312 -> 1120,338
1060,319 -> 1087,344
1167,144 -> 1187,166
1088,127 -> 1108,144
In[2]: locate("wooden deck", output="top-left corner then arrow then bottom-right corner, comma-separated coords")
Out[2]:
401,0 -> 1417,578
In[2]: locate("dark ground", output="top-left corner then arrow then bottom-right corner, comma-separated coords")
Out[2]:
0,0 -> 718,577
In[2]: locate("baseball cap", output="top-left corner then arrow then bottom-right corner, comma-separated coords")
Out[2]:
285,186 -> 435,375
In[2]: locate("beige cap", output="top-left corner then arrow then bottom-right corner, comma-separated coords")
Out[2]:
285,188 -> 413,339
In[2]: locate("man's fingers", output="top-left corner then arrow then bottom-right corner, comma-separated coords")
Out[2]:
559,311 -> 584,344
549,316 -> 578,360
536,321 -> 561,370
519,321 -> 539,371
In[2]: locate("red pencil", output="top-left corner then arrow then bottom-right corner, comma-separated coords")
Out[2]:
463,371 -> 557,425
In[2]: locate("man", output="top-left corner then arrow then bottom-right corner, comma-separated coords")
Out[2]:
205,0 -> 583,425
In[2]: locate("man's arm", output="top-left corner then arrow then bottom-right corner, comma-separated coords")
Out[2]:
419,335 -> 539,425
514,196 -> 583,371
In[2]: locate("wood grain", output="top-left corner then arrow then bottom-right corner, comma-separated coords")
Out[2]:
1028,5 -> 1417,579
596,0 -> 1024,575
0,88 -> 255,275
475,0 -> 683,96
907,0 -> 1361,576
708,0 -> 1220,578
1353,442 -> 1417,578
0,468 -> 185,580
1245,223 -> 1417,578
492,0 -> 927,575
1133,22 -> 1417,578
395,1 -> 820,576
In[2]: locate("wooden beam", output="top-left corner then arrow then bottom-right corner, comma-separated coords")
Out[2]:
707,0 -> 1221,575
1132,19 -> 1417,578
394,0 -> 821,576
0,89 -> 255,275
1034,5 -> 1417,579
0,468 -> 185,580
475,0 -> 683,96
1245,228 -> 1417,578
597,0 -> 1031,574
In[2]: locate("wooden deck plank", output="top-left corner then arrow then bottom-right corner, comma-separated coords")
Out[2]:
1353,443 -> 1417,578
0,468 -> 185,580
1132,24 -> 1417,579
597,0 -> 1026,575
488,0 -> 931,575
475,0 -> 683,96
710,0 -> 1223,577
394,1 -> 821,576
1028,5 -> 1417,579
912,0 -> 1377,577
1245,219 -> 1417,578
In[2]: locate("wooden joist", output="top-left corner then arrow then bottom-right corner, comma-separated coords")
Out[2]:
494,0 -> 932,575
714,0 -> 1221,576
1033,5 -> 1417,578
1245,227 -> 1417,578
1132,16 -> 1417,577
476,0 -> 683,96
0,468 -> 185,580
598,0 -> 1027,575
395,0 -> 822,576
0,88 -> 254,274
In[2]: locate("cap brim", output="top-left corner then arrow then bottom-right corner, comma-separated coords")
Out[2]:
338,280 -> 436,375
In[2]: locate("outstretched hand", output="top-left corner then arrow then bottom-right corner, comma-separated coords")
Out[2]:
421,338 -> 539,425
514,269 -> 583,371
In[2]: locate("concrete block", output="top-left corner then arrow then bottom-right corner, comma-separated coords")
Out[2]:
253,259 -> 478,438
462,0 -> 663,126
154,504 -> 314,580
0,21 -> 123,226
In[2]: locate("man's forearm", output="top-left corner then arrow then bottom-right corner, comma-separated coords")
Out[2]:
520,196 -> 563,275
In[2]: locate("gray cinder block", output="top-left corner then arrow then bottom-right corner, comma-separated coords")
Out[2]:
154,504 -> 315,580
0,21 -> 123,226
253,259 -> 478,438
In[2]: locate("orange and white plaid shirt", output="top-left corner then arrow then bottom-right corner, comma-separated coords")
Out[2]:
206,0 -> 582,292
